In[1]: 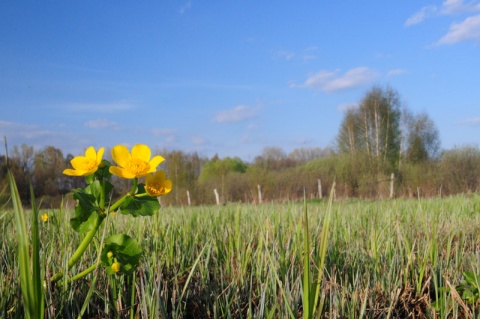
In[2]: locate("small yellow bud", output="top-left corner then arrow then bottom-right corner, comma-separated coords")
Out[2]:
41,214 -> 48,222
107,251 -> 113,259
111,261 -> 121,273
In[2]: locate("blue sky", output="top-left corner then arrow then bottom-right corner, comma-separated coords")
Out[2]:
1,1 -> 479,161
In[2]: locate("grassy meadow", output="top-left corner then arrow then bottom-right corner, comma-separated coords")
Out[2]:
2,194 -> 480,318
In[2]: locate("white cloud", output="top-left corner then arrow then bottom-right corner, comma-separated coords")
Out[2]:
274,47 -> 318,63
405,5 -> 438,26
179,1 -> 192,14
0,120 -> 83,154
406,0 -> 480,26
84,119 -> 123,130
191,135 -> 206,146
387,69 -> 408,76
437,14 -> 480,44
275,50 -> 295,61
152,128 -> 176,143
213,105 -> 257,123
459,116 -> 480,125
151,128 -> 175,136
0,120 -> 54,139
63,101 -> 135,113
441,0 -> 480,15
165,136 -> 176,143
293,67 -> 379,93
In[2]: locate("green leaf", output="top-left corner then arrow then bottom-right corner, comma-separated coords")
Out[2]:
85,180 -> 102,199
120,185 -> 160,217
101,234 -> 143,275
70,188 -> 98,232
95,160 -> 113,180
463,271 -> 478,288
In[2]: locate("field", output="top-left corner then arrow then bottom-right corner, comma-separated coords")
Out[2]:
2,194 -> 480,318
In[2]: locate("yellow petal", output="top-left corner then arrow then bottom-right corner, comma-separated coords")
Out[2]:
109,166 -> 137,179
148,155 -> 165,172
96,147 -> 105,165
132,144 -> 151,162
145,173 -> 154,184
85,146 -> 96,159
112,145 -> 131,168
163,179 -> 172,194
70,156 -> 87,170
63,168 -> 87,176
155,170 -> 166,181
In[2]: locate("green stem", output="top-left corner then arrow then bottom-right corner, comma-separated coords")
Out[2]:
134,192 -> 149,198
129,178 -> 138,196
108,194 -> 129,213
100,179 -> 105,210
51,213 -> 104,283
67,262 -> 99,284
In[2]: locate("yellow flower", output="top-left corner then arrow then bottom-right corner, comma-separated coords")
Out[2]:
41,213 -> 48,222
63,146 -> 104,176
109,144 -> 164,179
111,261 -> 121,273
145,170 -> 172,197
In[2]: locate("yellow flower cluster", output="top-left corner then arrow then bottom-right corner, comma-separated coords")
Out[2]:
63,144 -> 172,197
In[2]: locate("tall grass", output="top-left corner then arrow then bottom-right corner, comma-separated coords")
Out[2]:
7,170 -> 44,319
1,194 -> 480,318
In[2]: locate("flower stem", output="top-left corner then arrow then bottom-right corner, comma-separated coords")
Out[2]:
108,194 -> 129,213
51,213 -> 104,283
67,262 -> 99,283
129,178 -> 138,196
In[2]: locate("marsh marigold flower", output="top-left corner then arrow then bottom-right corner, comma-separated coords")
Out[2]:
145,170 -> 172,197
63,146 -> 104,176
109,144 -> 164,179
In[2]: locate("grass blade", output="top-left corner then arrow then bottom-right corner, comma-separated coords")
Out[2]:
8,169 -> 43,318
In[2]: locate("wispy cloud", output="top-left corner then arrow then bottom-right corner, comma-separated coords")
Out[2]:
151,128 -> 175,136
459,116 -> 480,125
441,0 -> 480,15
179,1 -> 192,14
387,69 -> 408,76
213,105 -> 257,123
84,119 -> 123,130
292,67 -> 379,93
405,5 -> 438,26
62,101 -> 135,113
275,50 -> 295,61
152,128 -> 177,143
274,47 -> 318,63
191,135 -> 206,146
0,120 -> 55,139
405,0 -> 480,26
0,120 -> 85,154
437,14 -> 480,44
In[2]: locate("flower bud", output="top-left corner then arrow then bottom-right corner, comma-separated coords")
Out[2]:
111,261 -> 121,273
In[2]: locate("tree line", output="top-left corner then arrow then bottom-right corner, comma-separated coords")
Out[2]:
1,86 -> 479,206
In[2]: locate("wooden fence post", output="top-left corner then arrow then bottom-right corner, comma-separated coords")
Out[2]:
187,190 -> 191,206
213,188 -> 220,205
318,179 -> 323,199
389,173 -> 394,199
257,184 -> 262,204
